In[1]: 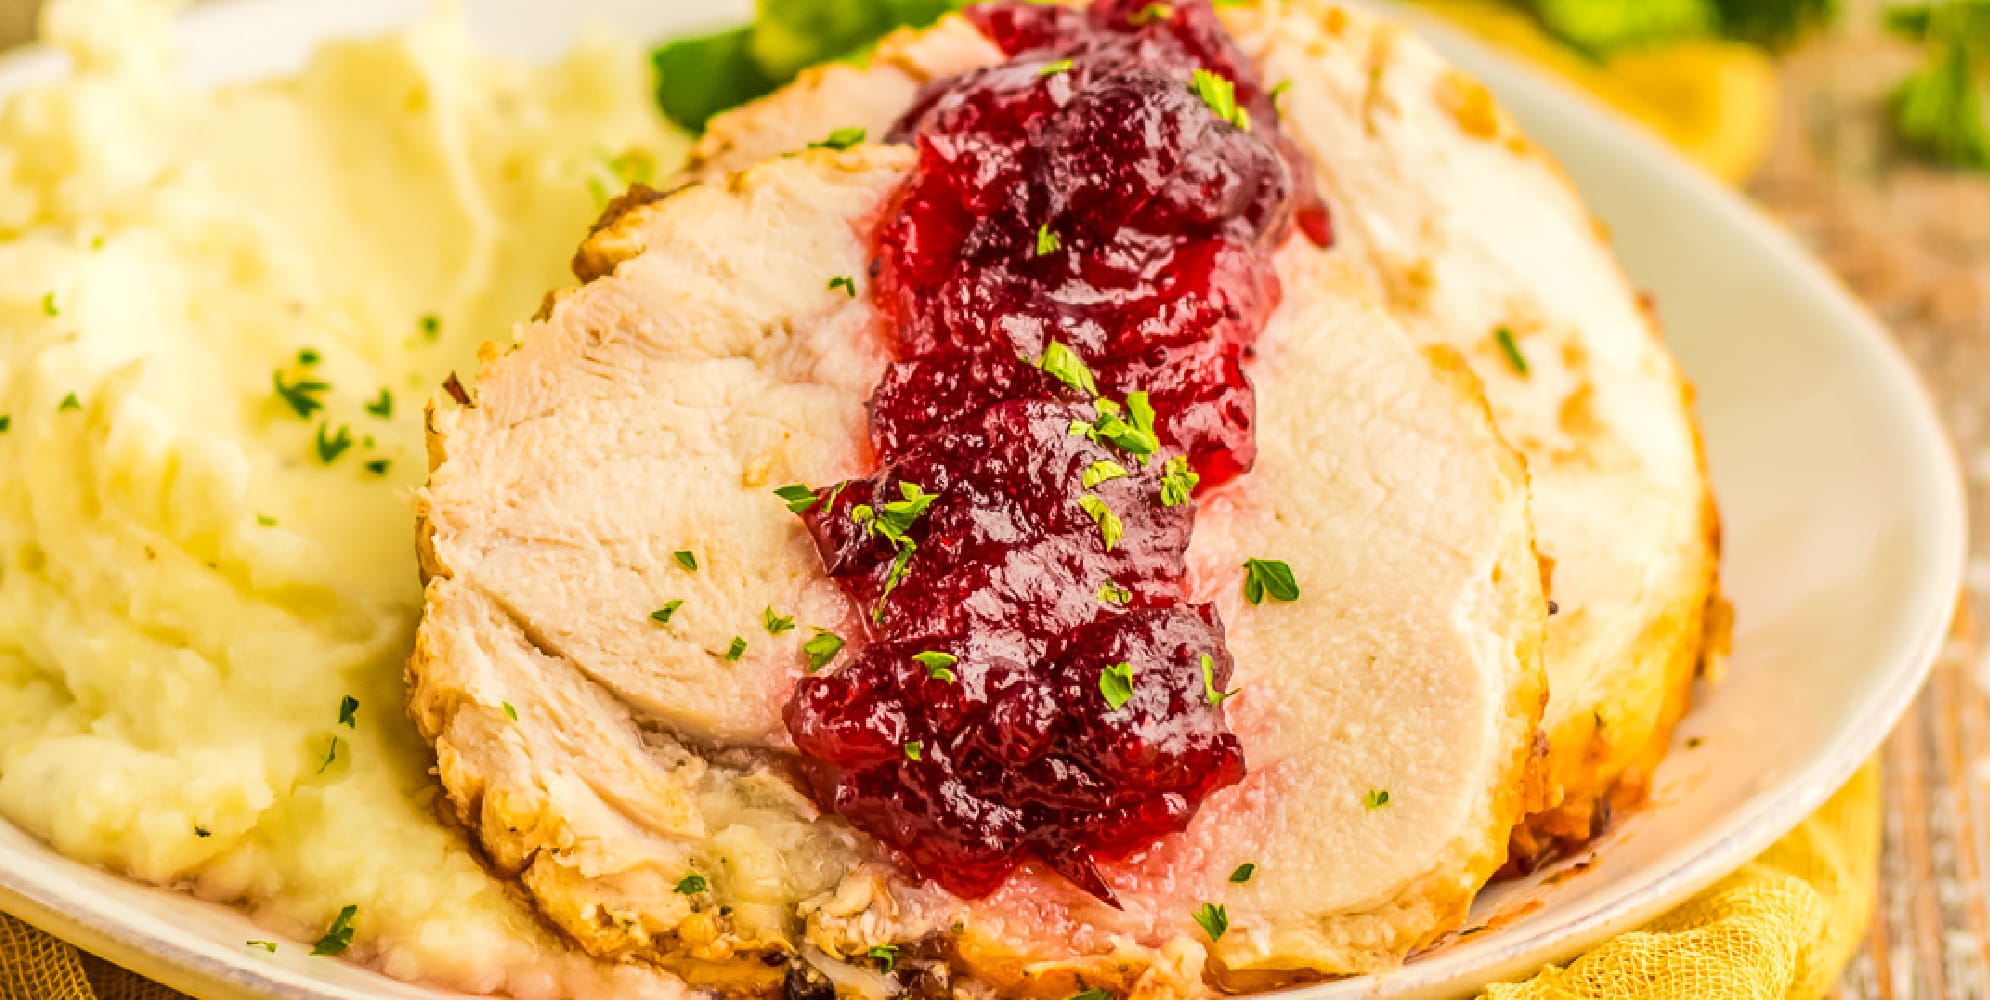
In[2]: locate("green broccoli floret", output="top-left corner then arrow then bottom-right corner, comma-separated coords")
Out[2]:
1890,30 -> 1990,169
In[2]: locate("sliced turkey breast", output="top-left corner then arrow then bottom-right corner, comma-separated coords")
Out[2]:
689,0 -> 1720,864
1227,0 -> 1720,859
410,141 -> 1544,996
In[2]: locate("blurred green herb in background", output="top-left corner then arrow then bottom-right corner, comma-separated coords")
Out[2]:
1503,0 -> 1836,55
653,0 -> 967,131
1886,2 -> 1990,169
652,0 -> 1988,173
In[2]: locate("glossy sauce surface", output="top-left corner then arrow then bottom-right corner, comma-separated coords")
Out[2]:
783,0 -> 1327,902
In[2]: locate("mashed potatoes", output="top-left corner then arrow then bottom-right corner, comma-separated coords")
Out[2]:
0,0 -> 690,994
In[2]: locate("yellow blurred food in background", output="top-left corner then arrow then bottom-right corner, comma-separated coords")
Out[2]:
1409,0 -> 1782,184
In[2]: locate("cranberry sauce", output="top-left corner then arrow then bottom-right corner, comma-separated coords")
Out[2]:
781,0 -> 1328,904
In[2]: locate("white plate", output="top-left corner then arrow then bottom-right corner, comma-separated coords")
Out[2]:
0,2 -> 1966,998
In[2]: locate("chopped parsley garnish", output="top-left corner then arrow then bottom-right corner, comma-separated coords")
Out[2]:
1097,580 -> 1133,605
1069,393 -> 1160,459
364,388 -> 393,419
1040,58 -> 1074,77
337,696 -> 358,729
1070,990 -> 1115,1000
1270,80 -> 1291,103
0,416 -> 9,433
1129,2 -> 1174,25
247,940 -> 276,953
1191,69 -> 1250,131
878,546 -> 916,620
315,422 -> 353,464
297,349 -> 321,367
1200,653 -> 1236,706
764,606 -> 796,634
1363,788 -> 1392,810
810,126 -> 867,150
903,740 -> 924,760
1229,863 -> 1255,883
1191,902 -> 1229,942
1078,494 -> 1124,551
195,826 -> 211,838
651,600 -> 684,624
273,371 -> 330,420
855,481 -> 939,619
503,701 -> 519,722
775,483 -> 822,513
317,737 -> 339,774
674,550 -> 698,571
867,944 -> 900,972
40,292 -> 57,316
310,905 -> 358,956
913,650 -> 958,682
829,275 -> 858,298
1242,558 -> 1299,605
1159,455 -> 1199,507
802,629 -> 846,672
419,314 -> 442,341
1099,661 -> 1135,710
675,873 -> 708,894
256,513 -> 276,526
725,636 -> 748,661
1035,223 -> 1062,256
1037,341 -> 1100,397
1494,326 -> 1529,375
363,459 -> 390,476
1082,459 -> 1129,489
58,393 -> 79,412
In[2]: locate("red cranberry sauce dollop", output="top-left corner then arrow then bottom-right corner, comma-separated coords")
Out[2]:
781,0 -> 1330,904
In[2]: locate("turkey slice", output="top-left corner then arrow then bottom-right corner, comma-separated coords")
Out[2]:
410,147 -> 1543,997
690,0 -> 1721,865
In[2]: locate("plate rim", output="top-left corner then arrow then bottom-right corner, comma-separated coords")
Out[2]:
0,2 -> 1966,998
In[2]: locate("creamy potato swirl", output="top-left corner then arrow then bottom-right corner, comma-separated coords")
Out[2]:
0,1 -> 689,994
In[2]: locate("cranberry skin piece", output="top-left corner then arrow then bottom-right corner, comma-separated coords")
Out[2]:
867,339 -> 1089,456
1050,606 -> 1242,795
829,750 -> 1031,898
785,660 -> 911,768
1041,70 -> 1292,245
805,401 -> 1194,643
965,1 -> 1092,55
1097,328 -> 1261,488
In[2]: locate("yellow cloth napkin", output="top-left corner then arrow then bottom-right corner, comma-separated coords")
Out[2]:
0,762 -> 1879,999
1483,761 -> 1880,1000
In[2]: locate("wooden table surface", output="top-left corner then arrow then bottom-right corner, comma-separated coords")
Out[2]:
0,2 -> 1985,998
1750,26 -> 1990,1000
